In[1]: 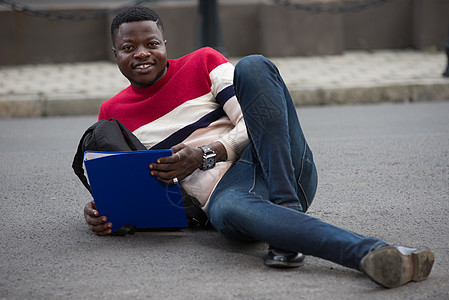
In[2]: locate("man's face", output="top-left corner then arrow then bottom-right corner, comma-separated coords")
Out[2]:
113,21 -> 167,88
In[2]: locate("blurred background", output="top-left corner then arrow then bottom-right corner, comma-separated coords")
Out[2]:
1,0 -> 448,65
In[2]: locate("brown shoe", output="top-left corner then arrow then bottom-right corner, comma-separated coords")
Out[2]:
360,246 -> 434,288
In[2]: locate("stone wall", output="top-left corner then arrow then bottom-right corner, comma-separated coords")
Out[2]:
0,0 -> 448,65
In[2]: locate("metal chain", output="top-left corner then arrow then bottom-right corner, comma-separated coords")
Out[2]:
0,0 -> 159,21
271,0 -> 396,14
1,0 -> 397,20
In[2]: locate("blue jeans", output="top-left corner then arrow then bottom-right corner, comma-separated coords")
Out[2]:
206,55 -> 386,270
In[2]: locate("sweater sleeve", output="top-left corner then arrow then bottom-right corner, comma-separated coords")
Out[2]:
218,103 -> 248,161
208,57 -> 248,161
98,104 -> 106,121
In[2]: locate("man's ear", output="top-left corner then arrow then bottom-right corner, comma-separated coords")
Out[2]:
112,47 -> 117,58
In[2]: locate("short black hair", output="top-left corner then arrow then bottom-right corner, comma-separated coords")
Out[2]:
111,6 -> 164,46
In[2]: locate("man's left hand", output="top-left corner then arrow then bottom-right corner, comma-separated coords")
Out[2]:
149,143 -> 203,184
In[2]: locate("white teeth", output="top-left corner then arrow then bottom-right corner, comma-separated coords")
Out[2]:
136,64 -> 150,69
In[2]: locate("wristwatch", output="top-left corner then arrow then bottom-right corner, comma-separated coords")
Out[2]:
198,145 -> 216,171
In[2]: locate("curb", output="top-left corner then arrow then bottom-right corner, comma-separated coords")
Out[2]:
2,83 -> 449,118
290,82 -> 449,106
0,93 -> 108,118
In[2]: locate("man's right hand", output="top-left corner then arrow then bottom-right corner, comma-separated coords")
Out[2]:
84,201 -> 112,236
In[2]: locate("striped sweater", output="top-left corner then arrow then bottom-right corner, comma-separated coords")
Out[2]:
98,47 -> 248,207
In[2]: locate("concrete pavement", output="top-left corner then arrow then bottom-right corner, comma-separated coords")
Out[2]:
0,49 -> 448,118
1,101 -> 448,299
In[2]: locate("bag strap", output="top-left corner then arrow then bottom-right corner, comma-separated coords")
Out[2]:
111,225 -> 136,236
115,119 -> 146,151
72,124 -> 94,194
180,188 -> 210,228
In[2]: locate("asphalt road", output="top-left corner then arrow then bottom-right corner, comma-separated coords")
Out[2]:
1,101 -> 448,299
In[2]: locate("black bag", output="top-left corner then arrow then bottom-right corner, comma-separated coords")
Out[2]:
72,119 -> 147,193
72,118 -> 210,229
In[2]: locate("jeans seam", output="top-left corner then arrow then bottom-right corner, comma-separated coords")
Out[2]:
296,142 -> 309,208
297,142 -> 307,180
296,183 -> 308,212
248,162 -> 261,200
282,204 -> 302,208
246,112 -> 268,184
238,158 -> 254,165
248,121 -> 308,209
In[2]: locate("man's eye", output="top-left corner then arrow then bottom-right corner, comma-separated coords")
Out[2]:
149,42 -> 160,48
122,45 -> 134,51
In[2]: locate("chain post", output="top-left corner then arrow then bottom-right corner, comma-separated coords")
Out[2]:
197,0 -> 226,56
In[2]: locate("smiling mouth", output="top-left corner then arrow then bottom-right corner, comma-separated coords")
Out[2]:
135,63 -> 153,70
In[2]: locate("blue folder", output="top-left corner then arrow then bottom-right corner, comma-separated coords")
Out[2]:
84,150 -> 188,234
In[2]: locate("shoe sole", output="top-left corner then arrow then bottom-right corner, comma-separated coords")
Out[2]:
361,246 -> 434,288
264,259 -> 305,268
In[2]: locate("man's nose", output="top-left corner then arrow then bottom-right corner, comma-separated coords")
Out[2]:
134,47 -> 150,59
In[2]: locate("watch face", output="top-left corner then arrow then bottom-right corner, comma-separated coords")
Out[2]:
206,157 -> 215,168
199,146 -> 216,171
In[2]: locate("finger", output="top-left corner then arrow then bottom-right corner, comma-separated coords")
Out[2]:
161,177 -> 179,185
156,152 -> 181,164
95,230 -> 112,236
89,222 -> 111,231
96,230 -> 112,236
158,178 -> 172,184
149,161 -> 177,171
156,143 -> 186,164
151,172 -> 177,184
84,202 -> 99,217
171,143 -> 186,153
89,223 -> 112,236
155,173 -> 176,184
151,169 -> 177,180
86,214 -> 108,225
